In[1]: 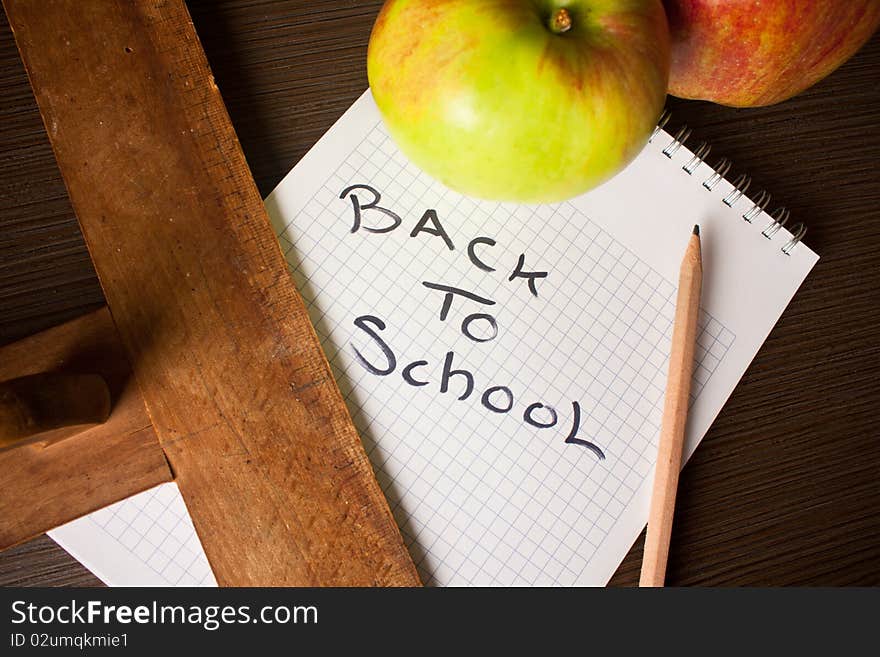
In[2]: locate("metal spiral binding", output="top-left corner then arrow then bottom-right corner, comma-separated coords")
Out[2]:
762,207 -> 790,238
662,125 -> 691,158
703,158 -> 732,191
742,190 -> 771,223
782,224 -> 807,255
655,114 -> 808,254
650,110 -> 671,143
683,142 -> 711,175
723,173 -> 751,206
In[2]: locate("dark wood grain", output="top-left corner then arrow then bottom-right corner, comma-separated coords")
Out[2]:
1,0 -> 878,586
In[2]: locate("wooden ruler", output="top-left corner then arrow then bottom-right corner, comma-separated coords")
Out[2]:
3,0 -> 419,586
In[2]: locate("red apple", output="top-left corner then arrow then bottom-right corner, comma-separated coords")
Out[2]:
367,1 -> 670,202
665,0 -> 880,107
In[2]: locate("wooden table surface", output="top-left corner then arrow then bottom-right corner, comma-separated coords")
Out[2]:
1,1 -> 878,586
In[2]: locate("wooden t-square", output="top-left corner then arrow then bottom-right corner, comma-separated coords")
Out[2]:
0,0 -> 420,586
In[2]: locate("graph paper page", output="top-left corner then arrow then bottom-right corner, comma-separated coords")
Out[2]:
49,483 -> 216,586
50,90 -> 817,586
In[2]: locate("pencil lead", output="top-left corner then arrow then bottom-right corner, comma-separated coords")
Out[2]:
693,224 -> 700,236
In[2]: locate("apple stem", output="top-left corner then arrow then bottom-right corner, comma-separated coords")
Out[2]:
549,7 -> 572,34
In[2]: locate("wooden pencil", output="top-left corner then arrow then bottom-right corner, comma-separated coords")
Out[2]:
640,225 -> 703,587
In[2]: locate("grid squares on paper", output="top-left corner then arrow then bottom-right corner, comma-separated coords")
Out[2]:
84,484 -> 215,586
273,119 -> 736,586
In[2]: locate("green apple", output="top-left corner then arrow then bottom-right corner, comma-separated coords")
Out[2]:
367,0 -> 670,203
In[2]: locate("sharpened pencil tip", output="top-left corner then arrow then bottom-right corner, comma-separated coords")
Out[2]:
693,224 -> 700,236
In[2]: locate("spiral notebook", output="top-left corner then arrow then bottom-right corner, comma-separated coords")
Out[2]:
48,90 -> 818,586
